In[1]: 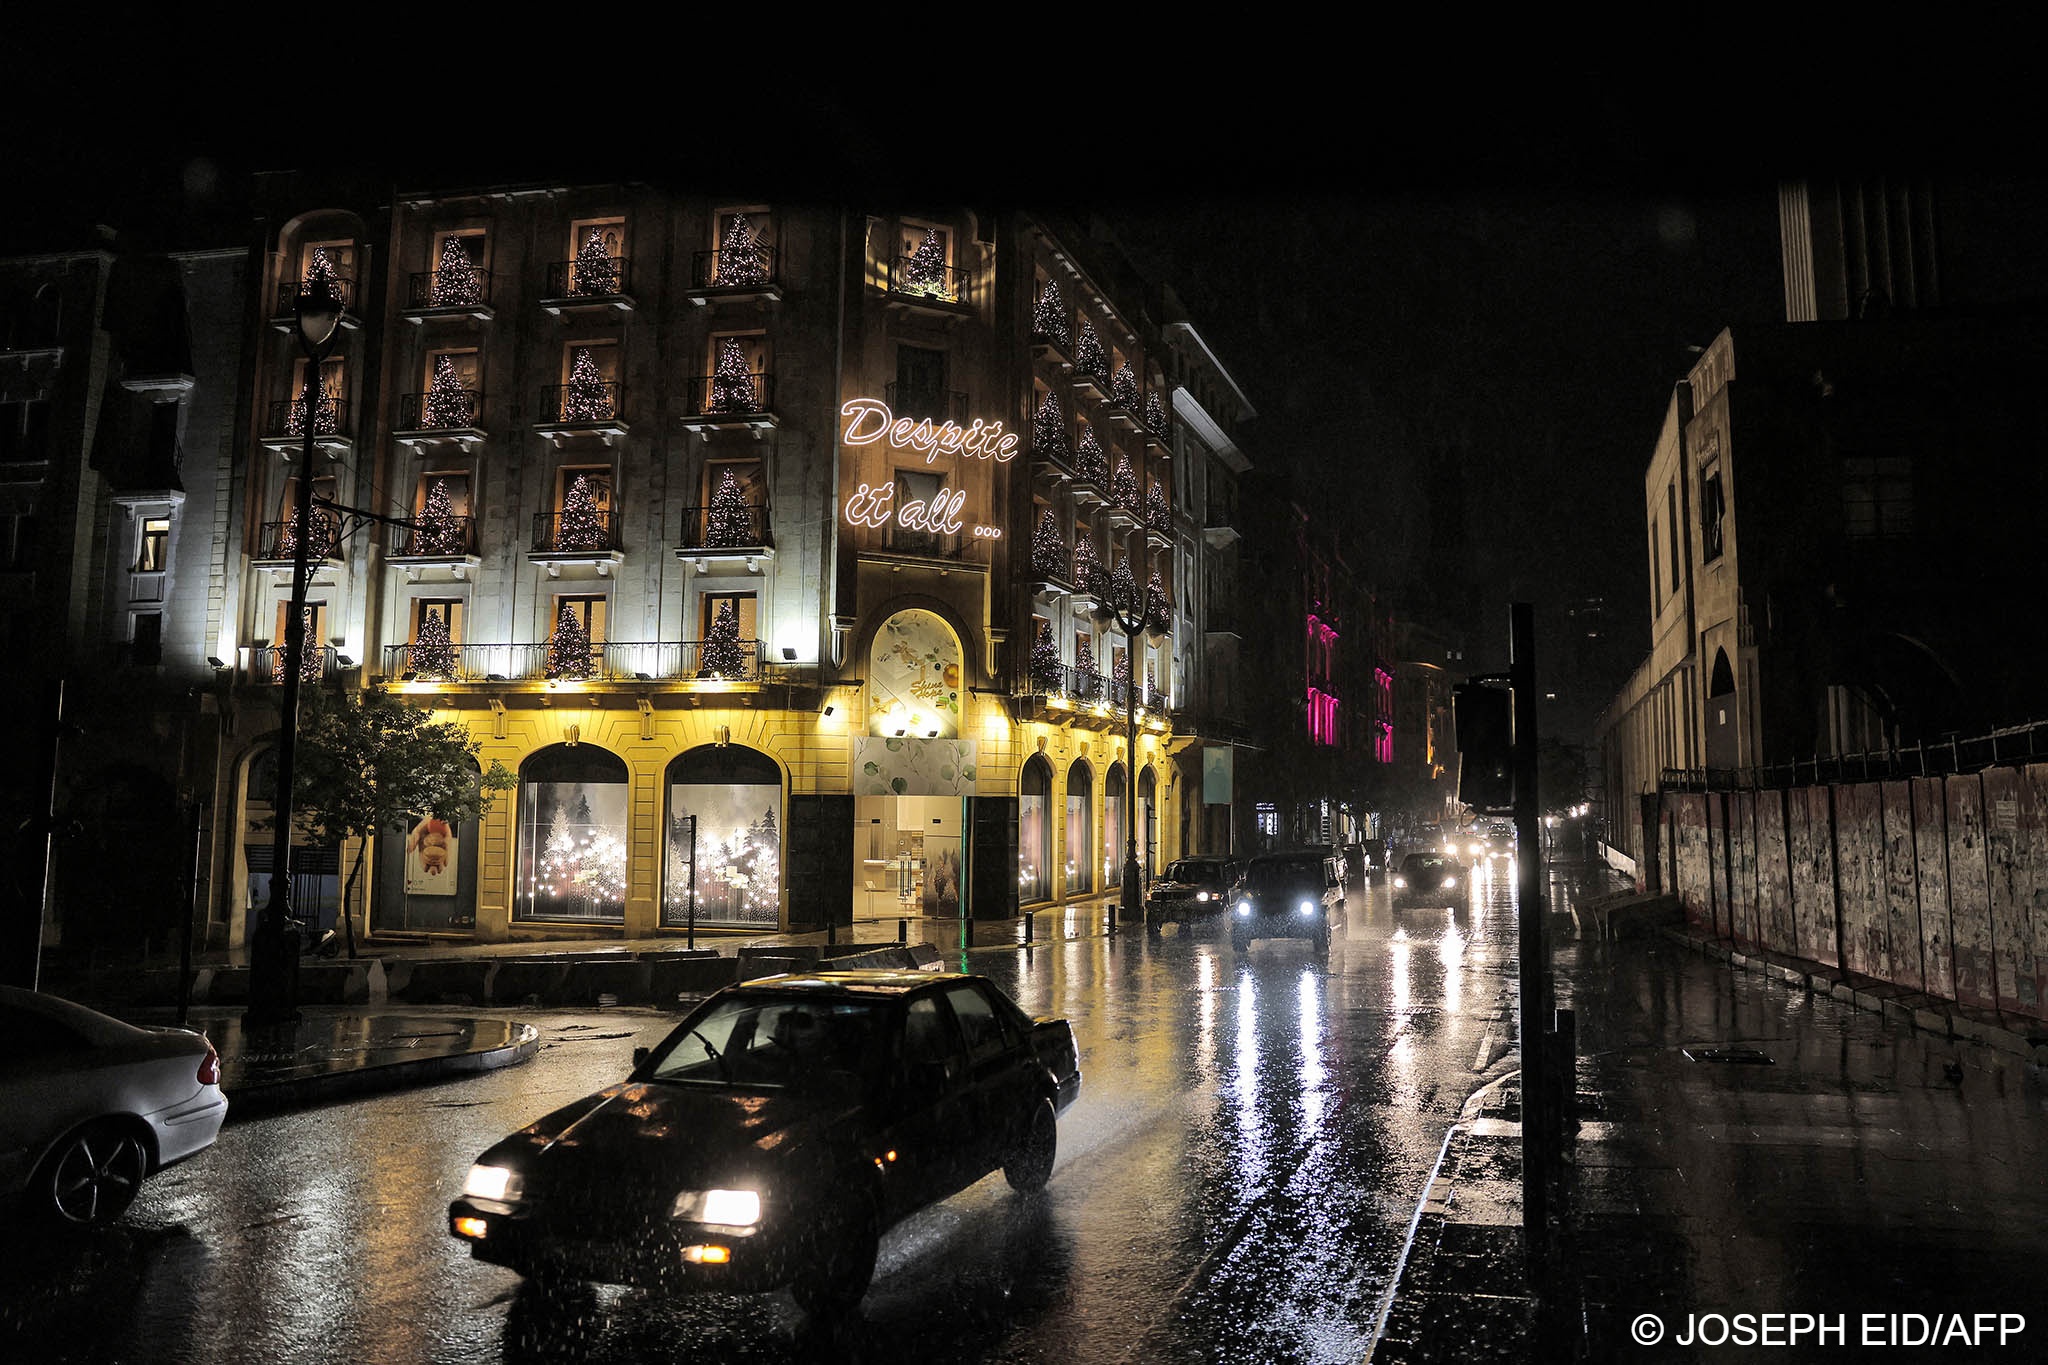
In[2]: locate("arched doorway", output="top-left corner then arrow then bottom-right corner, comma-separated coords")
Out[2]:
515,743 -> 629,923
373,757 -> 482,934
853,606 -> 971,919
1139,765 -> 1158,876
665,744 -> 782,928
1065,760 -> 1094,895
1104,761 -> 1127,893
1019,755 -> 1052,904
1705,647 -> 1738,770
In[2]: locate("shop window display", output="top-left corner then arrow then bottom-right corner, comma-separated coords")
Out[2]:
516,744 -> 629,923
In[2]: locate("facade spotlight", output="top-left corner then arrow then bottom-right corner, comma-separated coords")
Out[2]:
823,704 -> 835,717
781,646 -> 797,661
206,656 -> 227,669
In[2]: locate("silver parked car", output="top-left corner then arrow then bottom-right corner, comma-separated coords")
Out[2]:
0,985 -> 229,1227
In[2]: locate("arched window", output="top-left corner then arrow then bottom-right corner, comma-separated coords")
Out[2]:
516,744 -> 629,923
375,758 -> 483,934
1019,755 -> 1052,904
1065,760 -> 1094,895
1139,765 -> 1159,875
664,744 -> 782,928
1104,762 -> 1127,893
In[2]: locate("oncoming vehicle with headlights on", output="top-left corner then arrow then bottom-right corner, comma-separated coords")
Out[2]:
1393,852 -> 1463,908
1227,849 -> 1345,954
1144,855 -> 1243,934
448,970 -> 1081,1316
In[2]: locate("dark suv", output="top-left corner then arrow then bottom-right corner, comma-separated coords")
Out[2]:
1229,850 -> 1345,953
1392,852 -> 1462,908
1145,856 -> 1242,933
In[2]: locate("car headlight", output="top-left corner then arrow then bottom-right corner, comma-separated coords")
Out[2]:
1468,843 -> 1482,857
1298,900 -> 1316,916
1444,876 -> 1457,888
1393,877 -> 1406,888
672,1188 -> 761,1227
1196,891 -> 1210,902
1237,900 -> 1251,916
463,1164 -> 522,1202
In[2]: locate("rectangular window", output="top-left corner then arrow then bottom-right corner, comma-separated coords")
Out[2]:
699,591 -> 757,641
1667,483 -> 1681,590
424,346 -> 481,392
271,601 -> 329,677
566,216 -> 625,294
894,345 -> 949,420
556,466 -> 611,513
432,228 -> 486,272
703,332 -> 768,415
546,595 -> 607,680
412,598 -> 464,645
130,613 -> 162,666
136,517 -> 170,572
277,474 -> 337,525
709,207 -> 773,286
887,468 -> 950,557
1649,518 -> 1661,606
1699,468 -> 1725,561
1843,456 -> 1913,539
414,471 -> 471,518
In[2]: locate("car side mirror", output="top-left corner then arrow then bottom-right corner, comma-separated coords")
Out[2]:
632,1046 -> 651,1070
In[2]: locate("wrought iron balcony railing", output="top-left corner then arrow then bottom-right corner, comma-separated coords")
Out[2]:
397,389 -> 483,430
389,515 -> 476,557
884,383 -> 969,424
256,518 -> 342,561
544,257 -> 633,298
887,255 -> 975,305
676,504 -> 772,551
691,245 -> 779,289
538,381 -> 623,424
267,395 -> 350,439
407,268 -> 494,309
384,639 -> 767,683
682,371 -> 775,417
275,277 -> 356,315
531,509 -> 619,554
1016,661 -> 1168,712
251,644 -> 338,684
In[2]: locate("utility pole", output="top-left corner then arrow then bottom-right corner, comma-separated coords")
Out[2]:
1510,602 -> 1554,1263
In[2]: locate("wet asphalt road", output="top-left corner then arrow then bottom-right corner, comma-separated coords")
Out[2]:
1,859 -> 1558,1364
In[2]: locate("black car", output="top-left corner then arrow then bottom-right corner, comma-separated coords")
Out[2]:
1144,855 -> 1243,933
1392,852 -> 1462,907
449,970 -> 1081,1314
1228,850 -> 1345,953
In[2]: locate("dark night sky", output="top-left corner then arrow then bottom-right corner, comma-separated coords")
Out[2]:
11,59 -> 2031,725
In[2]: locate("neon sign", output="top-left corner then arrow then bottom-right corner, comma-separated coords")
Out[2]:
840,398 -> 1019,464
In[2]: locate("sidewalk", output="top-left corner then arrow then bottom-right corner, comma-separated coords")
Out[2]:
1371,884 -> 2048,1363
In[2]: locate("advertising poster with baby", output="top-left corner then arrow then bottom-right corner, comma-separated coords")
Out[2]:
405,815 -> 459,896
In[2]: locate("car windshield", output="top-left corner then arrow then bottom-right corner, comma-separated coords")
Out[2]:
1402,855 -> 1447,876
1245,859 -> 1322,894
1165,860 -> 1228,887
646,995 -> 887,1089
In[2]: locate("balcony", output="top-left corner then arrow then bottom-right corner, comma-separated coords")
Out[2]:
673,504 -> 774,573
388,516 -> 481,581
1011,662 -> 1169,727
684,246 -> 782,307
1069,362 -> 1110,405
1203,505 -> 1243,547
260,394 -> 353,454
1031,329 -> 1073,374
253,518 -> 344,567
533,381 -> 629,447
884,382 -> 969,425
1105,369 -> 1143,432
883,255 -> 976,321
401,269 -> 496,323
1145,489 -> 1174,550
382,639 -> 767,685
393,389 -> 486,448
270,277 -> 360,333
1144,393 -> 1173,454
676,371 -> 778,439
528,509 -> 624,577
538,257 -> 635,315
250,644 -> 340,684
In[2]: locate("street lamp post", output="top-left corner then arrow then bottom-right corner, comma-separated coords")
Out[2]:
246,278 -> 345,1029
1093,553 -> 1165,934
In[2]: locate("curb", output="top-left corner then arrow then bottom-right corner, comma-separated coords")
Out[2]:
222,1022 -> 542,1121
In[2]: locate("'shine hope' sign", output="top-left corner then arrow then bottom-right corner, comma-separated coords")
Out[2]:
839,398 -> 1009,538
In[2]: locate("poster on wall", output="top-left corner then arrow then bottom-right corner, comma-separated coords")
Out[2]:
869,609 -> 962,739
854,737 -> 977,797
404,815 -> 459,896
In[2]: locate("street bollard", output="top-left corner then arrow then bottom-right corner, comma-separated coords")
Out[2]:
897,917 -> 907,945
1024,911 -> 1034,945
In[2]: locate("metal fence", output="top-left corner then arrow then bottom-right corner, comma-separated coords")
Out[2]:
383,639 -> 767,683
1661,719 -> 2048,790
675,504 -> 772,551
396,389 -> 483,430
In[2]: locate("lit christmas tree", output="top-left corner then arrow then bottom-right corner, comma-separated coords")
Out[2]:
556,474 -> 609,552
706,338 -> 760,414
572,226 -> 619,295
902,227 -> 949,296
1108,554 -> 1139,616
1112,648 -> 1132,688
286,369 -> 336,436
1073,318 -> 1109,385
546,601 -> 591,679
704,468 -> 755,547
700,598 -> 746,678
1112,362 -> 1140,411
1145,569 -> 1173,635
411,608 -> 456,678
713,214 -> 768,287
273,613 -> 325,684
430,235 -> 481,307
1030,620 -> 1061,690
562,348 -> 614,422
1074,424 -> 1109,485
1145,390 -> 1171,439
1031,278 -> 1069,348
1146,479 -> 1171,530
277,503 -> 336,559
536,802 -> 578,900
412,477 -> 465,555
1112,454 -> 1140,508
423,354 -> 473,429
301,246 -> 343,300
1072,533 -> 1103,596
1032,390 -> 1068,460
1030,508 -> 1064,579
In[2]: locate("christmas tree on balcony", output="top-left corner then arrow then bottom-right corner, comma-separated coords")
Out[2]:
1073,318 -> 1109,385
1112,362 -> 1140,412
286,370 -> 336,437
562,348 -> 614,422
705,468 -> 755,548
557,474 -> 609,552
431,235 -> 481,307
707,338 -> 760,414
700,598 -> 746,679
1030,508 -> 1065,579
411,609 -> 456,678
301,246 -> 343,300
423,354 -> 472,429
1032,391 -> 1068,461
902,227 -> 949,297
412,477 -> 465,556
713,214 -> 768,287
1074,424 -> 1109,485
546,601 -> 591,679
1146,480 -> 1171,530
1072,534 -> 1103,596
277,503 -> 336,559
1145,569 -> 1173,637
1107,554 -> 1139,617
1111,454 -> 1140,508
1030,620 -> 1062,690
1031,279 -> 1069,348
572,226 -> 620,295
1112,648 -> 1131,689
1145,390 -> 1171,439
274,614 -> 325,684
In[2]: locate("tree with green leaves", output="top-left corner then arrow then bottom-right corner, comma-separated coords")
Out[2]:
291,689 -> 515,957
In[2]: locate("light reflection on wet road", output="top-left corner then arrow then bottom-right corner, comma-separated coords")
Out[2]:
0,861 -> 1545,1364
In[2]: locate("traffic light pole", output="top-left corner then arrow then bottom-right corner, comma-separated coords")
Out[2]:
1510,602 -> 1556,1265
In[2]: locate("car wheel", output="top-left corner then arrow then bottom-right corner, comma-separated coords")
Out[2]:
38,1119 -> 149,1228
1003,1097 -> 1058,1193
791,1202 -> 879,1317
